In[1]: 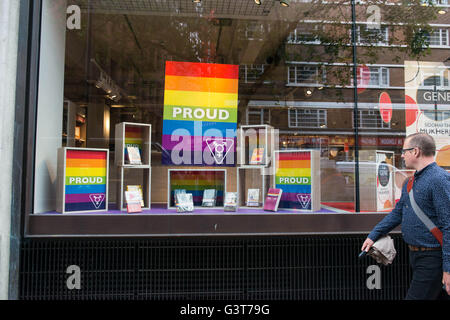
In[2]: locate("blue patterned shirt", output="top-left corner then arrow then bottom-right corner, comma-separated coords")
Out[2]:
368,162 -> 450,272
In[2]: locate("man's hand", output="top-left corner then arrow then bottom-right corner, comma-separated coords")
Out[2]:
361,238 -> 374,253
443,272 -> 450,295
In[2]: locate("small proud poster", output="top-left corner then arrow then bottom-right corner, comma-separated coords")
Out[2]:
58,148 -> 109,213
274,150 -> 320,212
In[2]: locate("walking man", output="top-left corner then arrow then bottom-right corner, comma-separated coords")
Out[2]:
361,133 -> 450,299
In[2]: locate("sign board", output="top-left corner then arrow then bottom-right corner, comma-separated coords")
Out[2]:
57,148 -> 109,213
376,151 -> 395,211
404,61 -> 450,166
274,150 -> 320,211
162,61 -> 239,166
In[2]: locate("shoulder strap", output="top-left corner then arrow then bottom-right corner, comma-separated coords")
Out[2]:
407,177 -> 443,247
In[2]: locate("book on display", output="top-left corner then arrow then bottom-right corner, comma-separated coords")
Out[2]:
202,189 -> 217,207
125,190 -> 142,213
263,188 -> 283,212
246,188 -> 260,207
224,192 -> 237,212
126,146 -> 142,165
175,192 -> 194,213
127,185 -> 144,206
249,147 -> 265,164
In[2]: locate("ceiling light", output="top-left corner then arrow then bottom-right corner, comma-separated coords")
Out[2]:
280,0 -> 289,7
255,0 -> 261,5
305,89 -> 313,96
438,9 -> 447,14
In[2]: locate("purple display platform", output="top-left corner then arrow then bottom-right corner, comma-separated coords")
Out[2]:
39,203 -> 337,215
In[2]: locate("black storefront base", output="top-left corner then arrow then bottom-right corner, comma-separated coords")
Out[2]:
20,234 -> 412,300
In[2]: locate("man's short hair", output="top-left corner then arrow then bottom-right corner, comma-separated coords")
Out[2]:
406,133 -> 436,157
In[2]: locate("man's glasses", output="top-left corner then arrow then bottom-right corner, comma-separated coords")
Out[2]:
401,147 -> 416,154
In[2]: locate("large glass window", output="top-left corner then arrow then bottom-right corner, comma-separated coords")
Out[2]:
29,0 -> 450,234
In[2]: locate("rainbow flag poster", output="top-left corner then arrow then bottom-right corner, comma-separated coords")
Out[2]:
274,150 -> 320,212
162,61 -> 239,166
167,169 -> 226,209
57,148 -> 109,213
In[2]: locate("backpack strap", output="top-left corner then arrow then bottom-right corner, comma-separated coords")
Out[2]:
407,177 -> 443,247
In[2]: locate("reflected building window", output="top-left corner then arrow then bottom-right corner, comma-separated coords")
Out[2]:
356,110 -> 391,129
425,28 -> 449,47
288,108 -> 327,128
239,64 -> 267,83
246,108 -> 270,125
421,71 -> 450,88
287,64 -> 326,85
356,25 -> 389,45
287,24 -> 321,44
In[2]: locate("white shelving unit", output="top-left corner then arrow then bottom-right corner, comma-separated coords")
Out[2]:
236,125 -> 277,208
115,122 -> 152,211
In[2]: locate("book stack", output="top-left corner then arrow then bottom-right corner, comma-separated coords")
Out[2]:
202,189 -> 217,207
224,192 -> 237,212
246,189 -> 260,207
263,188 -> 283,212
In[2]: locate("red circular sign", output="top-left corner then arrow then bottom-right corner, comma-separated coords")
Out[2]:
379,92 -> 393,124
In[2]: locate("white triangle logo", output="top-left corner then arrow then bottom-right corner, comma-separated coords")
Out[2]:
296,194 -> 311,209
89,193 -> 105,209
205,137 -> 234,165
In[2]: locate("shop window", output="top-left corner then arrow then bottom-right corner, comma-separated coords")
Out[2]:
287,65 -> 326,85
356,110 -> 391,129
288,108 -> 327,128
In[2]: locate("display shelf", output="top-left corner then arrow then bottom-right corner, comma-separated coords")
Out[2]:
56,147 -> 109,213
114,122 -> 152,212
167,169 -> 227,209
237,124 -> 277,167
273,149 -> 321,212
115,122 -> 151,167
237,166 -> 271,209
116,167 -> 151,211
